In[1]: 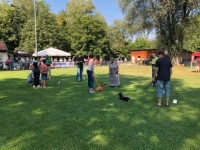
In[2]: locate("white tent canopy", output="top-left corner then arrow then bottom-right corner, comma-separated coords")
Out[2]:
32,47 -> 71,56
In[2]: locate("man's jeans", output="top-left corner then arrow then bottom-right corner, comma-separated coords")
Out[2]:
76,68 -> 83,81
87,70 -> 94,88
156,80 -> 170,98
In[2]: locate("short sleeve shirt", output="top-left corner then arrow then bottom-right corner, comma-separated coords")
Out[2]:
40,64 -> 48,73
152,56 -> 158,70
76,57 -> 84,69
155,57 -> 172,81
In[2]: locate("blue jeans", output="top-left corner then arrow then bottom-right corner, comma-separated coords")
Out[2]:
87,70 -> 94,89
156,80 -> 170,98
75,68 -> 83,81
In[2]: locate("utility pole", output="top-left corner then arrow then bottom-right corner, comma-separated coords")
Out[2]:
34,0 -> 37,54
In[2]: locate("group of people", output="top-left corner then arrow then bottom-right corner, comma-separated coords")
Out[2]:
150,51 -> 173,107
3,56 -> 31,70
74,53 -> 120,93
27,55 -> 52,88
26,51 -> 173,107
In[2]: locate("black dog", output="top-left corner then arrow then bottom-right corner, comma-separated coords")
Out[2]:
118,93 -> 131,102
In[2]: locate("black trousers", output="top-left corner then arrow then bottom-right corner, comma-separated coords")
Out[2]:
34,73 -> 40,86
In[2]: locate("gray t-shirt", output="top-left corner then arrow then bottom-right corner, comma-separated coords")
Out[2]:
27,72 -> 33,82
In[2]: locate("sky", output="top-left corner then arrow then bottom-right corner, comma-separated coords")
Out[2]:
45,0 -> 124,25
45,0 -> 155,40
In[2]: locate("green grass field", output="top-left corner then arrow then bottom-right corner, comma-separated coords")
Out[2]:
0,65 -> 199,150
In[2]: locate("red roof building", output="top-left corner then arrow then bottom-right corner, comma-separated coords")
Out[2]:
0,42 -> 8,52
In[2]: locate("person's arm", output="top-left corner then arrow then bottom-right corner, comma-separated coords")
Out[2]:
116,62 -> 119,74
31,73 -> 34,79
90,59 -> 94,74
108,63 -> 110,74
170,68 -> 172,78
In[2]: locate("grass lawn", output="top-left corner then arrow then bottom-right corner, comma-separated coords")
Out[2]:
0,65 -> 199,150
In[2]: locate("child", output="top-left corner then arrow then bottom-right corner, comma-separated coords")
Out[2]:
40,59 -> 48,88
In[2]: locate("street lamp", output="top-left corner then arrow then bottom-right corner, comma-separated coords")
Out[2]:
34,0 -> 37,54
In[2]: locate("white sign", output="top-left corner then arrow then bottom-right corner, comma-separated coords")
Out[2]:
52,62 -> 74,68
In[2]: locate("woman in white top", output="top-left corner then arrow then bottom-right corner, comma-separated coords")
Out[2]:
87,54 -> 95,93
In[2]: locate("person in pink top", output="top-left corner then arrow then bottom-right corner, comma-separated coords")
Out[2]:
5,57 -> 10,70
40,59 -> 48,88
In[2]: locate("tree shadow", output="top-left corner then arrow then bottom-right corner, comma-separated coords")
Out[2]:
0,72 -> 199,150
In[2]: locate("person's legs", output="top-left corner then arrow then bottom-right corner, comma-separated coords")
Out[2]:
47,66 -> 51,79
152,69 -> 155,79
36,74 -> 40,86
87,70 -> 94,92
75,68 -> 80,81
80,68 -> 83,81
43,73 -> 47,88
87,70 -> 90,88
165,81 -> 170,106
156,80 -> 163,106
34,73 -> 39,87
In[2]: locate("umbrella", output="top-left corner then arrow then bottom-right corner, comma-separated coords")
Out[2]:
190,52 -> 200,72
33,47 -> 71,56
192,52 -> 200,56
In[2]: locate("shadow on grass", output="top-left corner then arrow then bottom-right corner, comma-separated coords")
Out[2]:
0,73 -> 199,150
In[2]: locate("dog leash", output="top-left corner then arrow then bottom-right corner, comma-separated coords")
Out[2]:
94,76 -> 100,86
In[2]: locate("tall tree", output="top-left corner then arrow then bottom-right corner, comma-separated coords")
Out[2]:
64,0 -> 109,57
117,0 -> 200,59
184,14 -> 200,52
19,0 -> 63,53
107,20 -> 129,58
0,1 -> 25,51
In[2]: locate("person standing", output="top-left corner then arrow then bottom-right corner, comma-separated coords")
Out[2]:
87,54 -> 95,93
40,59 -> 48,88
152,51 -> 172,107
5,57 -> 10,70
45,55 -> 52,80
75,53 -> 84,82
33,62 -> 40,88
109,57 -> 120,87
150,53 -> 158,79
0,57 -> 3,70
21,57 -> 25,70
26,57 -> 31,70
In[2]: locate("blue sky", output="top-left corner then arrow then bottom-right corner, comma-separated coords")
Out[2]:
45,0 -> 124,25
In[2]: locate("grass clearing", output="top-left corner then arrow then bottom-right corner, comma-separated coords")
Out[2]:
0,65 -> 199,150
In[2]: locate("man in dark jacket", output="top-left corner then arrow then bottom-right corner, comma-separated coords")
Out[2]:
152,51 -> 172,107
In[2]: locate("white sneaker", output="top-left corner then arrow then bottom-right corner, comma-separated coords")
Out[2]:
90,89 -> 96,93
33,85 -> 36,88
37,85 -> 40,88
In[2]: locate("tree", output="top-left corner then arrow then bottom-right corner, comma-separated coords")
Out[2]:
0,1 -> 25,51
117,0 -> 200,59
184,14 -> 200,52
19,0 -> 63,53
107,20 -> 129,58
64,0 -> 109,57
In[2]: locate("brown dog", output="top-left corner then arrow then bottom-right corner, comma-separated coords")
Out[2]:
95,82 -> 106,92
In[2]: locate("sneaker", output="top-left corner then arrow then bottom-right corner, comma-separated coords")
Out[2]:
33,85 -> 36,88
90,89 -> 96,93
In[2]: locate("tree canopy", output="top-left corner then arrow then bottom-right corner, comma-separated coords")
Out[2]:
117,0 -> 200,58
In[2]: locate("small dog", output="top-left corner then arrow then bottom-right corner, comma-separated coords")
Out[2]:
95,82 -> 107,92
118,93 -> 131,102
